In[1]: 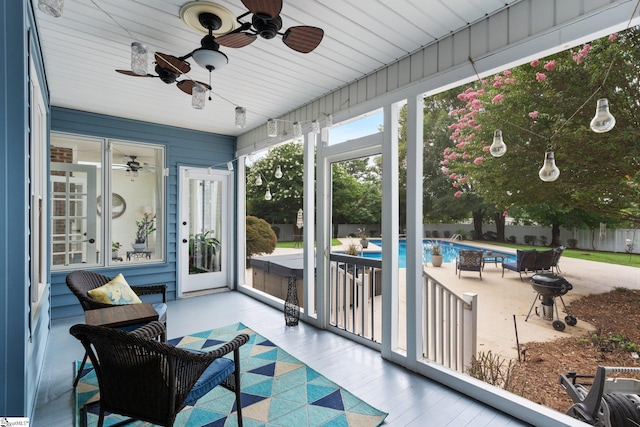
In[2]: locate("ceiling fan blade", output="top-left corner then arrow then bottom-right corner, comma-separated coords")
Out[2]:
241,0 -> 282,18
176,80 -> 212,95
116,70 -> 156,77
216,32 -> 257,48
155,52 -> 191,75
282,26 -> 324,53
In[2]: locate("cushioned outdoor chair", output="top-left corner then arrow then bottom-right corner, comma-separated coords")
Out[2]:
70,321 -> 249,427
534,249 -> 555,273
502,249 -> 537,280
456,249 -> 484,279
66,270 -> 168,386
550,246 -> 565,273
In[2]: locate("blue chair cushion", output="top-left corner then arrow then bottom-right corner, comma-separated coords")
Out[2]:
184,357 -> 235,406
502,261 -> 519,272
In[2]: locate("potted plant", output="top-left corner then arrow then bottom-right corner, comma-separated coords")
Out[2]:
357,227 -> 369,249
430,241 -> 443,267
112,241 -> 122,258
189,230 -> 220,273
133,213 -> 156,251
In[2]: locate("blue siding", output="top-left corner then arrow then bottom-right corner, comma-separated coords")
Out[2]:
1,0 -> 51,418
49,107 -> 236,319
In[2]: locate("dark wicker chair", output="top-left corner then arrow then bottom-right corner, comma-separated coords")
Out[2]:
66,270 -> 168,386
502,249 -> 537,280
534,249 -> 555,273
456,249 -> 483,279
70,321 -> 249,427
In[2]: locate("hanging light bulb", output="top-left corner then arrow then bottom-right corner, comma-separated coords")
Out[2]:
255,175 -> 262,186
538,151 -> 560,182
264,187 -> 272,201
293,121 -> 302,138
490,130 -> 507,157
267,119 -> 278,137
38,0 -> 64,17
130,42 -> 148,76
191,84 -> 206,109
235,107 -> 246,128
590,98 -> 616,133
274,165 -> 283,179
312,119 -> 320,134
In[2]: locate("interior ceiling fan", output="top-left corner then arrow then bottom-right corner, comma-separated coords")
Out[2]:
115,0 -> 324,96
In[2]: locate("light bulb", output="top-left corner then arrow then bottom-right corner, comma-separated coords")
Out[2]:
267,119 -> 278,137
131,42 -> 148,75
293,121 -> 302,137
264,188 -> 272,201
490,130 -> 507,157
191,84 -> 206,109
255,175 -> 262,186
312,119 -> 320,134
274,165 -> 283,179
538,151 -> 560,182
590,98 -> 616,133
235,107 -> 246,128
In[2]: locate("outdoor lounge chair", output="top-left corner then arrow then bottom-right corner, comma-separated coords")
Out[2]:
66,270 -> 168,386
551,246 -> 565,273
534,249 -> 555,273
456,249 -> 483,279
70,321 -> 249,427
502,249 -> 537,280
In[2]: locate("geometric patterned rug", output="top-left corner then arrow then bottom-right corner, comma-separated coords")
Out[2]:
75,322 -> 388,426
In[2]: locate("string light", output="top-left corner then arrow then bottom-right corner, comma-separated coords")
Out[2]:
590,98 -> 616,133
489,130 -> 507,157
538,150 -> 560,182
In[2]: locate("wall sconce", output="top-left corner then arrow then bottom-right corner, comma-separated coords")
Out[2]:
267,119 -> 278,137
312,119 -> 320,134
293,121 -> 302,138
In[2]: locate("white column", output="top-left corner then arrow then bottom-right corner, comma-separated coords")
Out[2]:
302,131 -> 317,322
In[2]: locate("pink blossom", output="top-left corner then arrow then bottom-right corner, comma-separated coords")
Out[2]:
609,33 -> 618,42
482,145 -> 490,152
491,94 -> 504,103
473,157 -> 483,165
502,211 -> 509,217
442,159 -> 449,165
503,70 -> 512,76
543,60 -> 556,71
459,177 -> 468,183
449,173 -> 458,180
530,59 -> 539,67
528,111 -> 539,119
454,191 -> 463,198
452,183 -> 458,188
535,72 -> 547,82
449,152 -> 459,160
456,141 -> 466,148
442,167 -> 449,174
443,147 -> 451,154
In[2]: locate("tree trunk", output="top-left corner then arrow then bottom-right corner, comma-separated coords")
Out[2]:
472,209 -> 484,240
551,223 -> 561,247
333,223 -> 339,238
494,212 -> 506,242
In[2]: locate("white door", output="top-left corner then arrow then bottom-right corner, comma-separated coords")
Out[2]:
179,167 -> 232,295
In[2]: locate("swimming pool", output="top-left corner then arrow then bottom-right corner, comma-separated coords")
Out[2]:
363,239 -> 516,268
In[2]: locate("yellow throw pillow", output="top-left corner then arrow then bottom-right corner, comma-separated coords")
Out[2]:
87,273 -> 142,305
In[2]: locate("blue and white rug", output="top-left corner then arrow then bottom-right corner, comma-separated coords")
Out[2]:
76,322 -> 388,426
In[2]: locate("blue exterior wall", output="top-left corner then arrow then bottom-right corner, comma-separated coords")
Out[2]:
49,108 -> 236,319
1,0 -> 51,418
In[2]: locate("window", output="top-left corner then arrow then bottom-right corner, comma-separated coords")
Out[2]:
50,134 -> 165,269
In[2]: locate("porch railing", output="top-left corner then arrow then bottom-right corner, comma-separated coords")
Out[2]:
423,271 -> 477,372
329,253 -> 382,343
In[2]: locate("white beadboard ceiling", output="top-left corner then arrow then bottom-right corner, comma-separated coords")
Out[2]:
33,0 -> 521,136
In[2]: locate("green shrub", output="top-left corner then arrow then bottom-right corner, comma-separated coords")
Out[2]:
567,238 -> 578,249
246,216 -> 277,259
524,235 -> 537,245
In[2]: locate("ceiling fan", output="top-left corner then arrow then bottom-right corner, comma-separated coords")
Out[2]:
115,0 -> 324,96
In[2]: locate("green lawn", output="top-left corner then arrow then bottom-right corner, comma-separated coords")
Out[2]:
276,238 -> 342,249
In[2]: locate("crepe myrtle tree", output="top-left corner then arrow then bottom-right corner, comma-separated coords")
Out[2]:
443,28 -> 640,243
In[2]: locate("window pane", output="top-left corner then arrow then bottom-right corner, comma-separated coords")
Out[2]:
110,142 -> 164,263
50,135 -> 101,268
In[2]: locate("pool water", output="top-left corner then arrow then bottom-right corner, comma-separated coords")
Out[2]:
363,239 -> 516,268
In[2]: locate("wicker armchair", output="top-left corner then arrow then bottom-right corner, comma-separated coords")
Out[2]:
70,321 -> 249,427
66,270 -> 168,386
456,249 -> 483,279
502,249 -> 537,280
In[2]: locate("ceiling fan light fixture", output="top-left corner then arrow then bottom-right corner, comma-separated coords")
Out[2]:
191,83 -> 206,109
130,42 -> 148,76
191,48 -> 228,71
235,107 -> 246,128
38,0 -> 64,17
